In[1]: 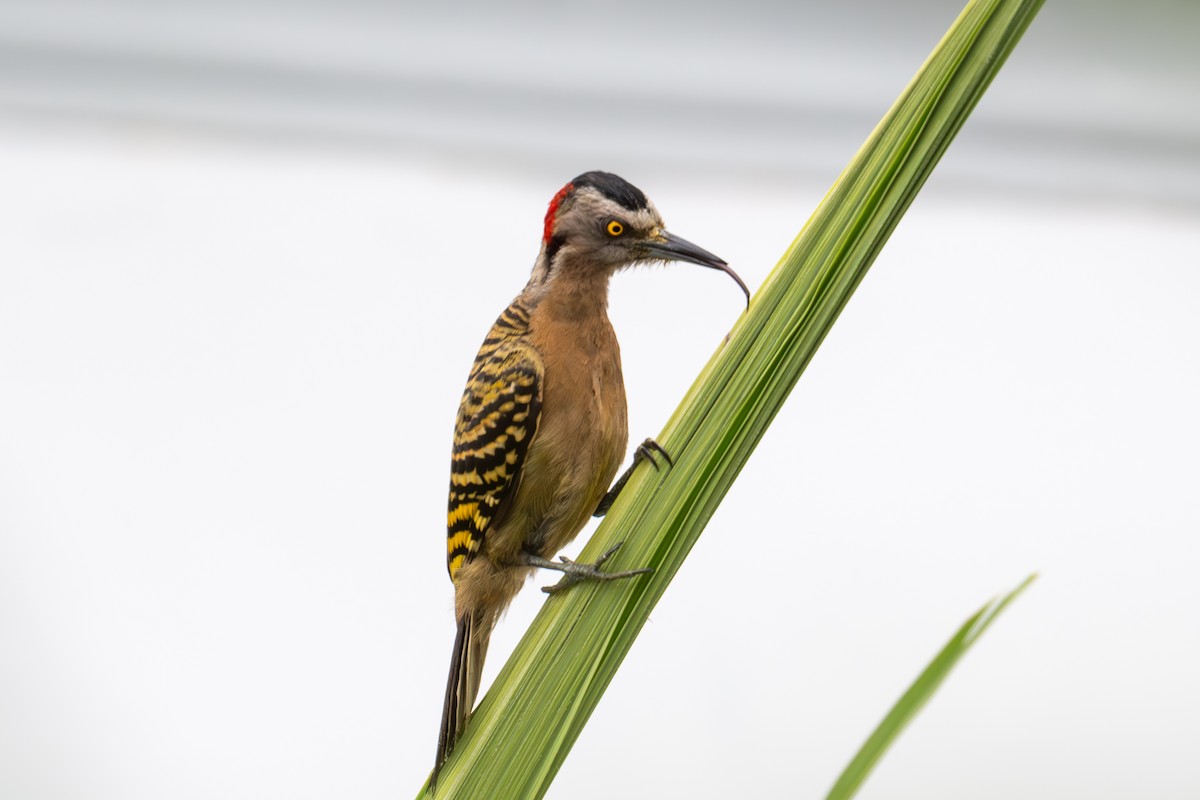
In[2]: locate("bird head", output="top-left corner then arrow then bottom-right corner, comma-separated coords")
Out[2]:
535,171 -> 750,303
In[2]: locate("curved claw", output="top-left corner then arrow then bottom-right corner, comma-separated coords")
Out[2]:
635,438 -> 673,471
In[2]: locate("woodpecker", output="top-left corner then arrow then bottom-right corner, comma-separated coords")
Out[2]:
433,171 -> 748,785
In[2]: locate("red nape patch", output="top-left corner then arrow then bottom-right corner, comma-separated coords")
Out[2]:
543,182 -> 574,243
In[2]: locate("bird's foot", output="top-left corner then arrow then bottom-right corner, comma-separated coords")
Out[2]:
525,543 -> 654,595
593,438 -> 674,518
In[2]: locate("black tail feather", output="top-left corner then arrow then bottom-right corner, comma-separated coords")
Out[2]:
432,615 -> 470,790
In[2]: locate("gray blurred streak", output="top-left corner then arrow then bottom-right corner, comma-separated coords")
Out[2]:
0,0 -> 1197,212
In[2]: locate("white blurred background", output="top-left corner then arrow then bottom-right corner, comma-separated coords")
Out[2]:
1,1 -> 1197,798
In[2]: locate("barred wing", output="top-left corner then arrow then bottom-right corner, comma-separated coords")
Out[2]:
446,341 -> 543,579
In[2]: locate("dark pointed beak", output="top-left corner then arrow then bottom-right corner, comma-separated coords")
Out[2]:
642,231 -> 750,307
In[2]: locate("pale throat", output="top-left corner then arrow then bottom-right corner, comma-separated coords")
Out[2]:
539,266 -> 613,324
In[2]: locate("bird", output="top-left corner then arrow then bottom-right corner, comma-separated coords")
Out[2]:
433,171 -> 748,786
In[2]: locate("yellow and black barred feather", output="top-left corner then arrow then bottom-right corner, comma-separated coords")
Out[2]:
446,301 -> 542,580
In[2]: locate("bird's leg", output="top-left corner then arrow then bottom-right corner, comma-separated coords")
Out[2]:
521,542 -> 654,595
593,438 -> 673,518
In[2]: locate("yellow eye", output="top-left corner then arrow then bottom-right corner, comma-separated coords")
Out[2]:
606,220 -> 624,237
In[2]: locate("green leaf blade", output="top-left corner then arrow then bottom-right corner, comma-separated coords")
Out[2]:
826,574 -> 1038,800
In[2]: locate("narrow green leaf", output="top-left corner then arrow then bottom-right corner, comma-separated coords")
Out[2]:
826,574 -> 1038,800
421,0 -> 1043,796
